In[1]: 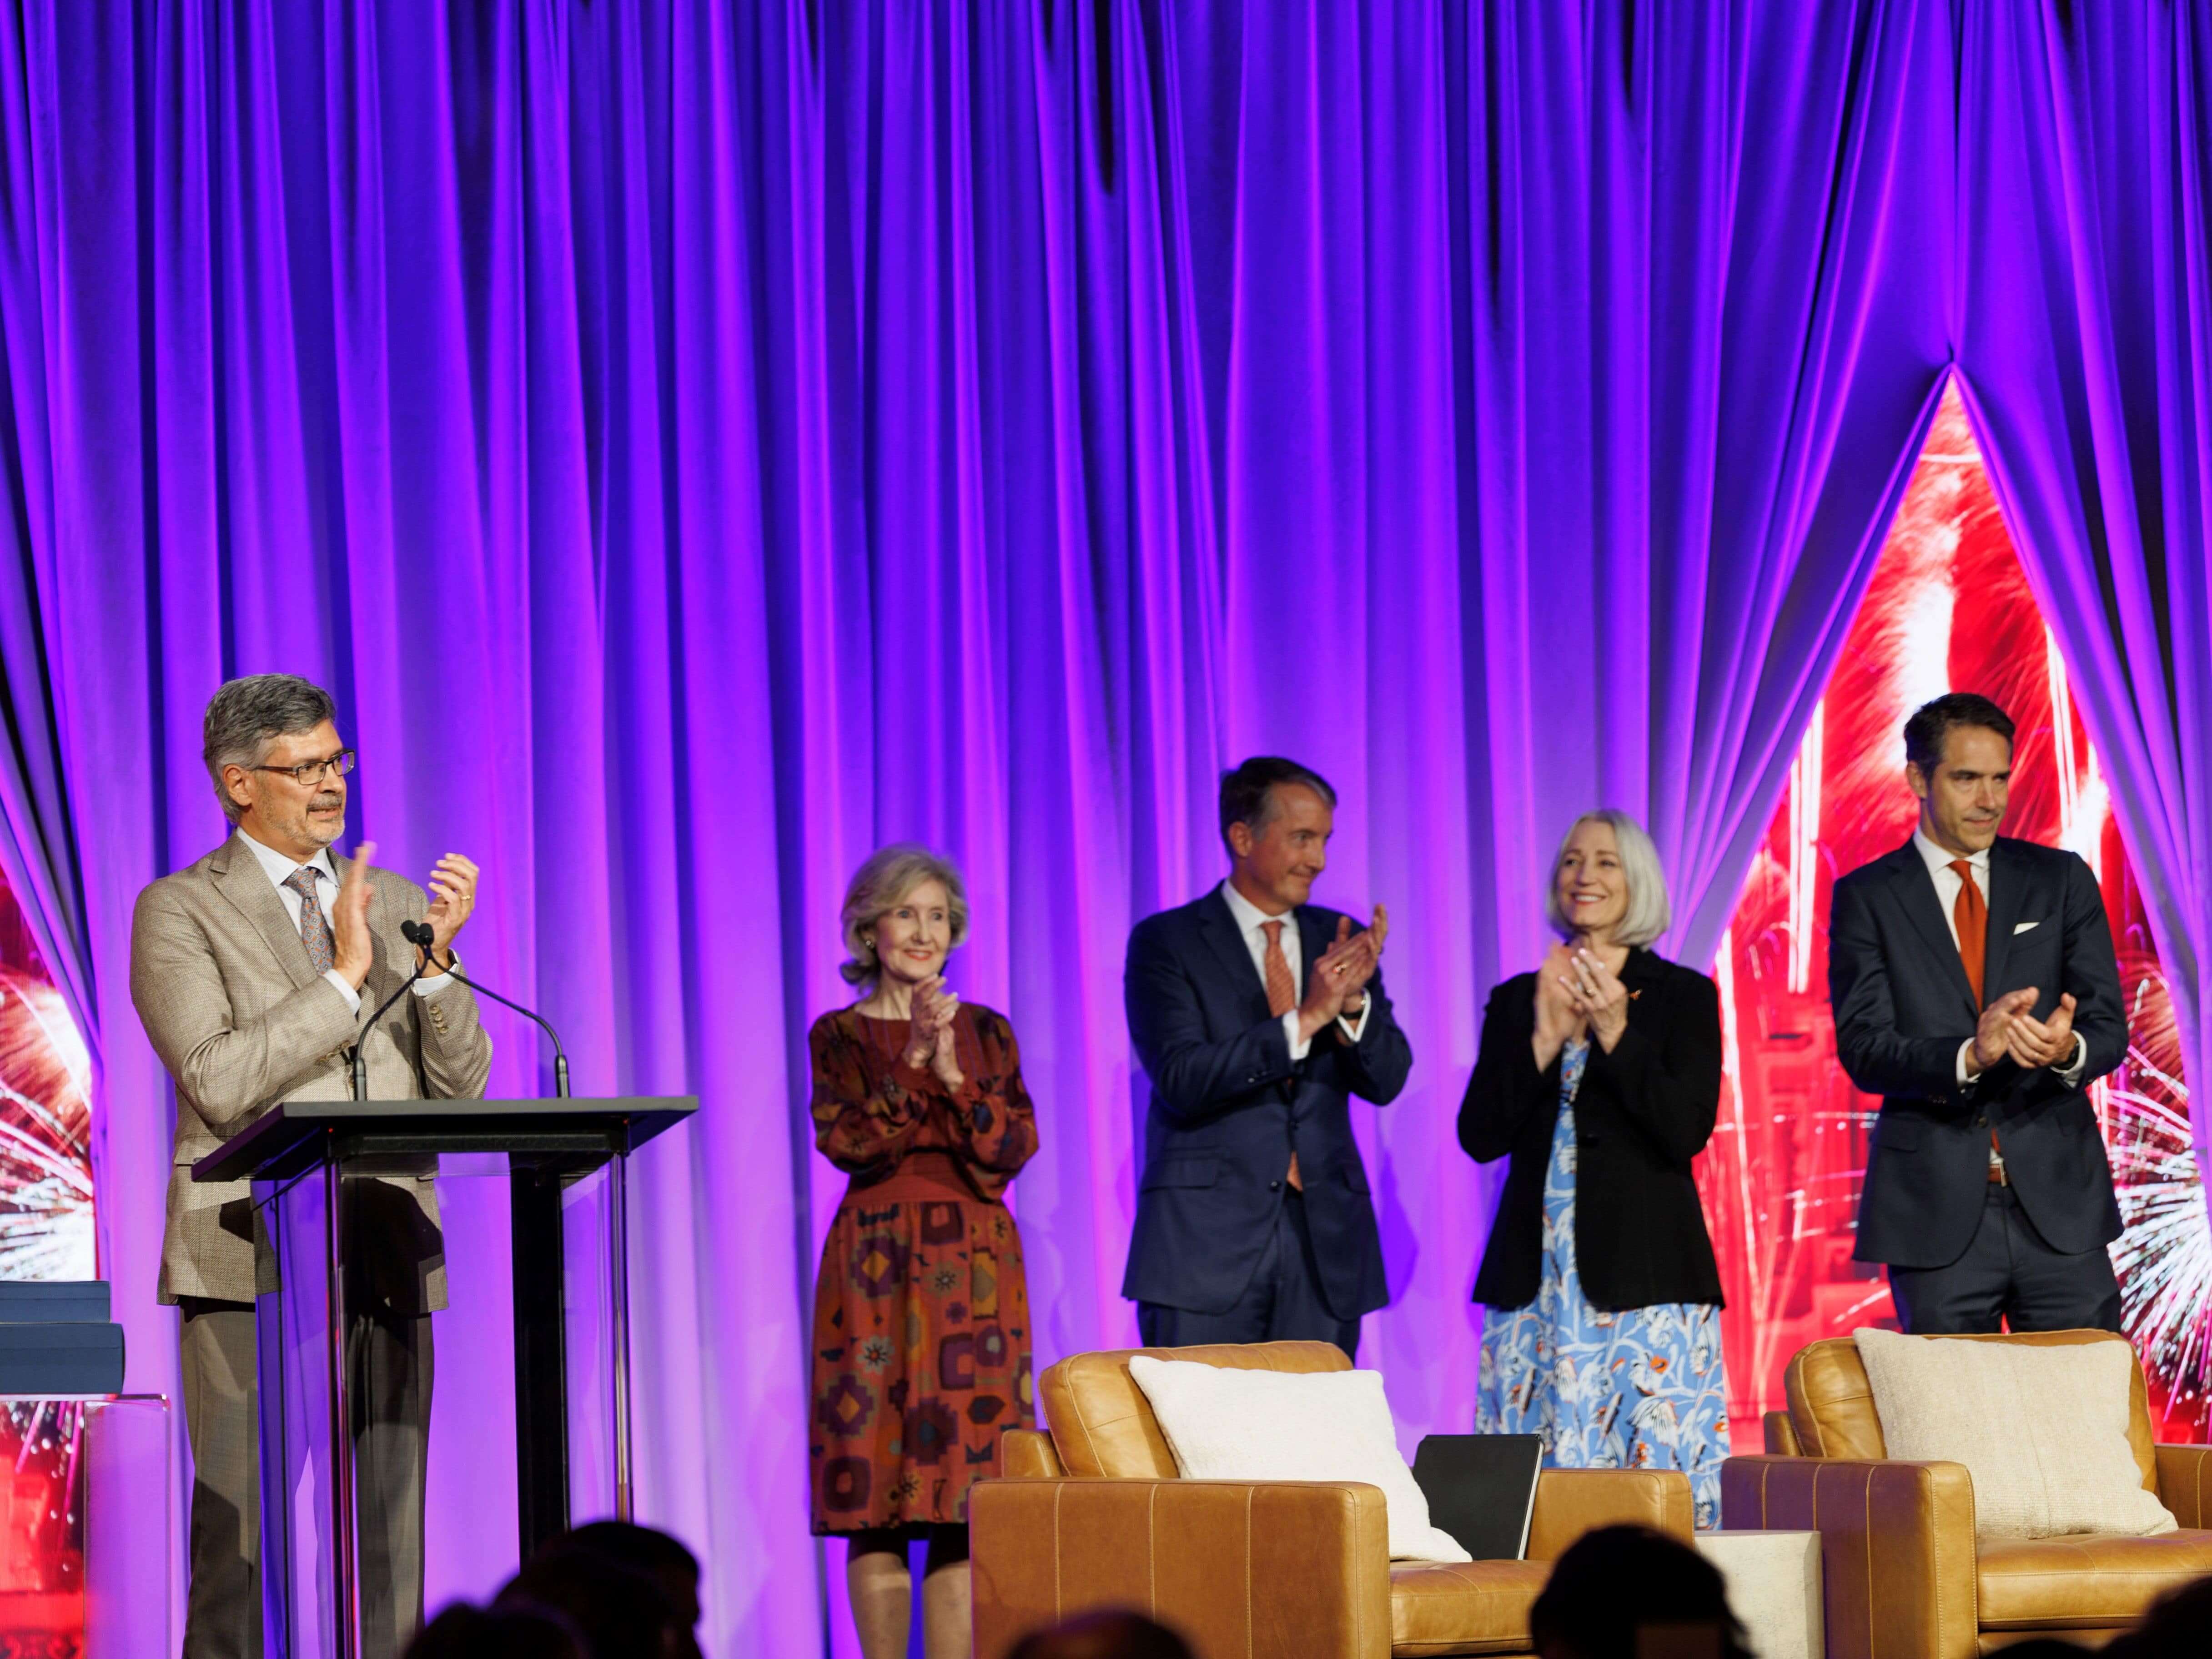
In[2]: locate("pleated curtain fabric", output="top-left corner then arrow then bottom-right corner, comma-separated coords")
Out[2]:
0,4 -> 2207,1654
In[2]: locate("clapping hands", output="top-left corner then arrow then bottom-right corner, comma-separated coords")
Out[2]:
1533,943 -> 1584,1065
1297,906 -> 1389,1042
900,974 -> 965,1088
1535,944 -> 1631,1060
2009,992 -> 2078,1069
331,840 -> 378,990
1967,986 -> 2079,1074
1560,947 -> 1631,1050
422,853 -> 478,963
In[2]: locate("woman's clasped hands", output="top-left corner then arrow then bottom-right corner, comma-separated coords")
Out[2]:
1535,943 -> 1631,1064
900,974 -> 966,1089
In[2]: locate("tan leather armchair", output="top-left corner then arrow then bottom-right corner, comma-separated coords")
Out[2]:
969,1342 -> 1694,1659
1723,1330 -> 2212,1658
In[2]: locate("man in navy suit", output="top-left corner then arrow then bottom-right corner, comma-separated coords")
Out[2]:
1121,757 -> 1413,1357
1830,693 -> 2127,1333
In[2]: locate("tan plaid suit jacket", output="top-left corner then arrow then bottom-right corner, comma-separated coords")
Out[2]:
131,835 -> 493,1306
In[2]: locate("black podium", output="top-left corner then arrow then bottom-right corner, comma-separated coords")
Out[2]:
195,1096 -> 694,1659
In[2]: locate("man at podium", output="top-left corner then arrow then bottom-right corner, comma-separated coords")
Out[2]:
131,674 -> 493,1659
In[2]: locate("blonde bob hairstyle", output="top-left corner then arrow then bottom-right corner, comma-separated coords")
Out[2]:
838,843 -> 971,990
1543,809 -> 1671,948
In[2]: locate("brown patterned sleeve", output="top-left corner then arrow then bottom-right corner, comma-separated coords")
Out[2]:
941,1008 -> 1039,1198
809,1012 -> 934,1178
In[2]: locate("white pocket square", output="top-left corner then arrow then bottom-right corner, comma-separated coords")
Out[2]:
2013,920 -> 2041,935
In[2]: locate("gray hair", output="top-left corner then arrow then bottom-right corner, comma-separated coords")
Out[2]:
1544,809 -> 1672,948
202,674 -> 338,824
838,843 -> 971,990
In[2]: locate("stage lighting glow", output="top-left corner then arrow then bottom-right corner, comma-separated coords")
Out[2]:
0,896 -> 95,1635
1705,383 -> 2210,1443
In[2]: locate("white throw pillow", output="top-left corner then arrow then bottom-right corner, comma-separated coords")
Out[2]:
1126,1356 -> 1473,1562
1851,1328 -> 2176,1540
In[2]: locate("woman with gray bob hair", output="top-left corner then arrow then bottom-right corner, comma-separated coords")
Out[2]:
1459,808 -> 1732,1526
838,845 -> 970,989
804,843 -> 1039,1659
1541,809 -> 1670,946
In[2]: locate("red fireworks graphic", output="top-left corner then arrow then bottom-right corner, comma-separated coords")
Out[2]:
1704,384 -> 2209,1443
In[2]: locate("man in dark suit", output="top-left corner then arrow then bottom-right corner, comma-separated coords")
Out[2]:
1830,692 -> 2127,1333
1122,757 -> 1413,1357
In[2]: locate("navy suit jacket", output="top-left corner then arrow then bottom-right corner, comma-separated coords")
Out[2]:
1120,889 -> 1413,1318
1830,836 -> 2126,1267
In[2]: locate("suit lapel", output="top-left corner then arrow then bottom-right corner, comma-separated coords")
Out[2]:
1980,838 -> 2027,999
210,835 -> 320,993
1198,890 -> 1272,1021
1618,946 -> 1660,1021
1885,842 -> 1981,1020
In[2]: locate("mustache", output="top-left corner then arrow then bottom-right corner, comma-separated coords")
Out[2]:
308,793 -> 343,811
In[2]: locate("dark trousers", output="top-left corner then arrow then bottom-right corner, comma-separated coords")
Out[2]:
1136,1187 -> 1361,1358
178,1297 -> 434,1659
1886,1182 -> 2123,1335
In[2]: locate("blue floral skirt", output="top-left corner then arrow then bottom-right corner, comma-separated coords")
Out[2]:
1475,1041 -> 1731,1527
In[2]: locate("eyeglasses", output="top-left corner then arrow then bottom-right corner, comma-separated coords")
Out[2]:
251,749 -> 357,788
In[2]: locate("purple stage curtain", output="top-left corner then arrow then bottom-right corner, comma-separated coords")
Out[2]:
1169,0 -> 1960,1453
1,3 -> 2198,1655
0,3 -> 98,1065
0,3 -> 826,1647
1956,0 -> 2212,1165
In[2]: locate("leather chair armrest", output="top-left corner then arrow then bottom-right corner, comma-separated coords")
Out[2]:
2156,1443 -> 2212,1527
1525,1468 -> 1695,1557
1764,1411 -> 1804,1455
1002,1428 -> 1066,1478
969,1477 -> 1393,1659
1719,1455 -> 1977,1659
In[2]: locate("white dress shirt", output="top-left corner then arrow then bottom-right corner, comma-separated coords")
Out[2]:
1217,880 -> 1372,1060
236,830 -> 459,1016
1911,828 -> 2085,1093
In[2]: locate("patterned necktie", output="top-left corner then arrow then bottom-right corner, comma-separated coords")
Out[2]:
284,866 -> 335,974
1948,859 -> 1986,1006
1260,920 -> 1297,1017
1261,920 -> 1304,1190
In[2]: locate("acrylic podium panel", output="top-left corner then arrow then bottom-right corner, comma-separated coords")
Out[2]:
254,1152 -> 627,1659
0,1393 -> 171,1656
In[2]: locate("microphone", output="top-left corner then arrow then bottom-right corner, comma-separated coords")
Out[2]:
412,922 -> 571,1099
351,922 -> 436,1100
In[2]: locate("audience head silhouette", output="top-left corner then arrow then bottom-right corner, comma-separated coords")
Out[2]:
2108,1574 -> 2212,1659
1529,1526 -> 1749,1659
559,1521 -> 703,1659
496,1541 -> 679,1659
1007,1608 -> 1197,1659
403,1601 -> 586,1659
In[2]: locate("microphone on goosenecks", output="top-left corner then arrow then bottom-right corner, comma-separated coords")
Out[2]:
350,919 -> 437,1100
416,927 -> 573,1099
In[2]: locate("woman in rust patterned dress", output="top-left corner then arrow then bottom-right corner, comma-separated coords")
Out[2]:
809,844 -> 1038,1659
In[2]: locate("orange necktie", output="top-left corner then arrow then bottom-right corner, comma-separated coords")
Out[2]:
1951,860 -> 2004,1169
1949,859 -> 1986,1005
1261,920 -> 1303,1191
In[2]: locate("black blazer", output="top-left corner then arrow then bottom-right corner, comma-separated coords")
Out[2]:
1458,948 -> 1724,1311
1830,836 -> 2126,1267
1121,889 -> 1413,1318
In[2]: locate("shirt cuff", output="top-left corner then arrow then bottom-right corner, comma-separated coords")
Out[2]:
2056,1031 -> 2089,1086
1337,999 -> 1372,1046
1956,1037 -> 1976,1086
416,946 -> 464,1000
1282,1010 -> 1312,1064
323,968 -> 362,1016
